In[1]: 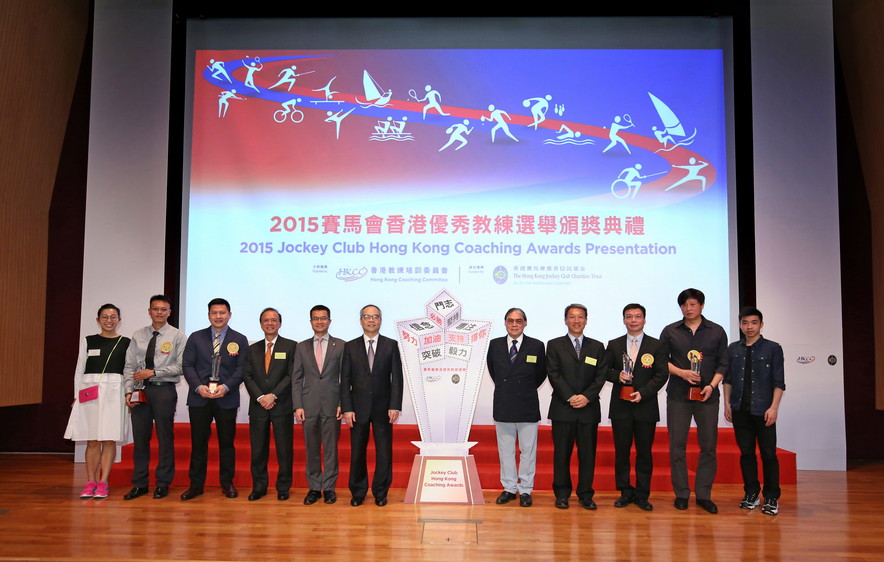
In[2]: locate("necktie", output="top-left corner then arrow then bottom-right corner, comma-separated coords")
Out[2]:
213,331 -> 220,356
145,330 -> 159,370
315,338 -> 324,373
574,337 -> 581,356
368,339 -> 375,370
265,341 -> 273,373
509,340 -> 518,363
629,337 -> 639,364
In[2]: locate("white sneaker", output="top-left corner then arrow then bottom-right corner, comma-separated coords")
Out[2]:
762,497 -> 778,515
740,492 -> 761,509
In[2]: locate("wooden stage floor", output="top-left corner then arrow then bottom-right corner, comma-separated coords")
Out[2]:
0,453 -> 881,561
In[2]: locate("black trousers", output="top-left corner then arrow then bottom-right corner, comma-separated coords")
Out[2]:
188,402 -> 237,488
551,420 -> 598,501
249,413 -> 294,493
130,383 -> 177,487
348,413 -> 393,499
611,416 -> 656,500
732,408 -> 780,499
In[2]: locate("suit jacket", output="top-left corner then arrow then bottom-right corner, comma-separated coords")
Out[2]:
292,334 -> 345,418
182,326 -> 249,409
340,334 -> 403,421
487,335 -> 547,423
243,336 -> 297,418
604,334 -> 669,422
546,334 -> 608,423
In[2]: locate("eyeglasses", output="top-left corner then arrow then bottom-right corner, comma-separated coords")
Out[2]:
311,316 -> 330,322
505,318 -> 525,324
99,315 -> 119,321
361,314 -> 380,320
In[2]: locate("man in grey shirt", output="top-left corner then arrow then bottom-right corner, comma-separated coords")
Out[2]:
123,294 -> 187,500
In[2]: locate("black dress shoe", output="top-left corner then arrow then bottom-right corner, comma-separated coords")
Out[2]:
375,496 -> 388,506
697,499 -> 719,514
519,493 -> 532,507
248,490 -> 266,501
674,497 -> 689,510
613,496 -> 634,508
323,490 -> 337,504
350,496 -> 364,506
222,484 -> 238,498
153,486 -> 168,499
304,490 -> 321,504
579,498 -> 598,510
555,497 -> 569,509
180,487 -> 204,501
635,498 -> 654,511
496,491 -> 517,504
123,487 -> 149,500
277,490 -> 290,501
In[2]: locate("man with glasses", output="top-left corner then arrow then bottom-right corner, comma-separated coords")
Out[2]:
293,305 -> 345,505
341,305 -> 403,507
122,295 -> 187,500
487,308 -> 546,507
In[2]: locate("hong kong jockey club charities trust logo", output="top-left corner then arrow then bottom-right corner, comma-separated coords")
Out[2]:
492,266 -> 508,285
336,267 -> 368,282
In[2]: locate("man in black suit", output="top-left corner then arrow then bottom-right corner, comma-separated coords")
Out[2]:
487,307 -> 546,508
181,297 -> 249,500
546,303 -> 608,510
604,303 -> 669,511
293,305 -> 345,505
243,307 -> 296,501
341,304 -> 403,507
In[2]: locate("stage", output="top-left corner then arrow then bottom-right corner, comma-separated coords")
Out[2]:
0,453 -> 879,560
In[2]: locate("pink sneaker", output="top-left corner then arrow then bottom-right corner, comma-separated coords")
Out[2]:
94,481 -> 109,499
80,481 -> 97,498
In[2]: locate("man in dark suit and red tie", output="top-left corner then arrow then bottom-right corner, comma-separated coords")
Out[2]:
486,307 -> 546,508
546,303 -> 608,510
604,303 -> 669,511
341,304 -> 403,507
243,307 -> 297,501
180,298 -> 249,501
293,305 -> 345,505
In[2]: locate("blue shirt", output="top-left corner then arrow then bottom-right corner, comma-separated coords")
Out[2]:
724,335 -> 786,416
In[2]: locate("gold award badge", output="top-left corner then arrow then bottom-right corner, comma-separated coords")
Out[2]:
641,353 -> 654,367
160,341 -> 173,354
687,350 -> 703,362
227,342 -> 240,355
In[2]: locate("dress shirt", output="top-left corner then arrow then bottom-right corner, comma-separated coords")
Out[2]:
123,324 -> 187,393
363,334 -> 378,354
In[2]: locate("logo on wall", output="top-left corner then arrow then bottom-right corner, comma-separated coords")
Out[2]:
492,266 -> 508,285
796,356 -> 815,365
335,267 -> 367,282
827,355 -> 838,366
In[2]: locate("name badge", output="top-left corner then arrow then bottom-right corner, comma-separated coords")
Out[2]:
584,356 -> 597,366
87,348 -> 101,357
526,355 -> 537,363
274,352 -> 286,359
